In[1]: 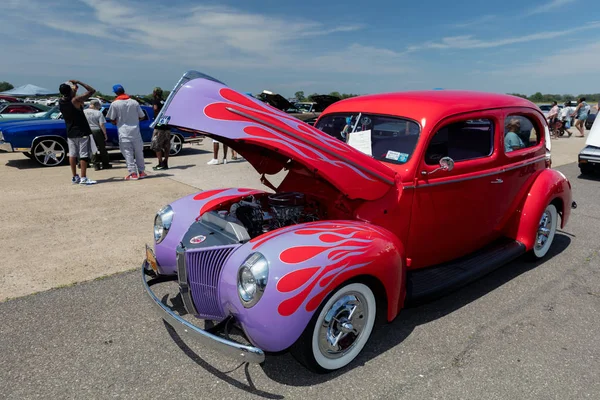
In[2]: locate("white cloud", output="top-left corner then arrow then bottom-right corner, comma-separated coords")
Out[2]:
526,0 -> 577,15
452,15 -> 496,28
409,22 -> 600,50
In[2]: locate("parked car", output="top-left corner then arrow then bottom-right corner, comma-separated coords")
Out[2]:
0,106 -> 61,124
142,71 -> 574,373
0,103 -> 50,120
0,104 -> 203,166
578,112 -> 600,175
0,95 -> 20,103
258,91 -> 340,122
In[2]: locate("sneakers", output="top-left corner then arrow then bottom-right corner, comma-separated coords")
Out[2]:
125,173 -> 139,180
72,175 -> 81,184
139,171 -> 148,179
152,164 -> 163,171
207,158 -> 219,165
79,177 -> 97,185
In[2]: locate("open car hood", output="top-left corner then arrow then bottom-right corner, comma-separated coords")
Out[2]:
587,114 -> 600,148
153,71 -> 395,201
258,92 -> 295,112
309,95 -> 341,112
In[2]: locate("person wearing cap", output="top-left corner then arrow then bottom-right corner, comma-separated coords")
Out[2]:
150,87 -> 170,170
58,79 -> 97,185
106,84 -> 147,180
84,99 -> 112,170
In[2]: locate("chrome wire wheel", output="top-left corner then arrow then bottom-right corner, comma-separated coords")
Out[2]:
33,139 -> 66,167
169,134 -> 183,156
311,283 -> 376,371
533,204 -> 558,259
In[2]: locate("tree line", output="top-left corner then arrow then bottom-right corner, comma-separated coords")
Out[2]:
2,80 -> 596,103
509,92 -> 599,103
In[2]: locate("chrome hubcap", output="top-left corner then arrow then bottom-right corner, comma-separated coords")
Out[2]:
535,210 -> 552,250
35,140 -> 64,166
318,292 -> 368,359
170,135 -> 182,155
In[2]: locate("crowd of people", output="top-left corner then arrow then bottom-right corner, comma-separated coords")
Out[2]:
58,80 -> 242,185
546,97 -> 597,139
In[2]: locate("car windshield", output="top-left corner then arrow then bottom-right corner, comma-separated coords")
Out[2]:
315,112 -> 421,164
295,103 -> 313,112
539,105 -> 552,111
44,106 -> 61,119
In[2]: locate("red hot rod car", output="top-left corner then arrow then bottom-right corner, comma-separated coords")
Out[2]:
143,71 -> 574,373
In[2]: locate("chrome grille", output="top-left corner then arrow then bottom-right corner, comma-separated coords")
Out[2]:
185,245 -> 239,320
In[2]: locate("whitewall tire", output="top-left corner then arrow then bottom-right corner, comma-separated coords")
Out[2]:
532,204 -> 558,259
292,282 -> 377,373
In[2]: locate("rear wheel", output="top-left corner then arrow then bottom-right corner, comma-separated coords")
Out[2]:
32,138 -> 68,167
169,134 -> 183,156
530,204 -> 558,259
291,282 -> 376,373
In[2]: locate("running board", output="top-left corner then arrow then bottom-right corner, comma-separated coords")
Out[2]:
405,238 -> 526,305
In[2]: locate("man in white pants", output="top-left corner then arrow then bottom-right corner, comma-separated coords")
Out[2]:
106,84 -> 147,180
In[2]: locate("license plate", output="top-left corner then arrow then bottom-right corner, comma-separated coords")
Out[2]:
146,245 -> 158,272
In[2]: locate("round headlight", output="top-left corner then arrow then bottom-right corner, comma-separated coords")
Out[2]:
153,205 -> 174,244
237,253 -> 269,308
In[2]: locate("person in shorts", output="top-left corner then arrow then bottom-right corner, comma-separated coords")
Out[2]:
569,97 -> 590,138
150,87 -> 170,170
58,80 -> 97,185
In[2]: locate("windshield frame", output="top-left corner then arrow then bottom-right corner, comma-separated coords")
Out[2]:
315,111 -> 422,165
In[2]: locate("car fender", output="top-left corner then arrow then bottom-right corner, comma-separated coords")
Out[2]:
218,220 -> 405,352
511,169 -> 572,250
154,188 -> 267,274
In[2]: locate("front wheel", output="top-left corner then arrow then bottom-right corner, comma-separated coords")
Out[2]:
291,282 -> 376,373
32,138 -> 68,167
530,204 -> 558,259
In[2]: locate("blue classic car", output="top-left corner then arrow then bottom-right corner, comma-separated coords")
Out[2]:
0,104 -> 203,166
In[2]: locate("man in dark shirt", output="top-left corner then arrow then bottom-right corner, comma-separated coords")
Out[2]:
58,80 -> 97,185
150,87 -> 171,170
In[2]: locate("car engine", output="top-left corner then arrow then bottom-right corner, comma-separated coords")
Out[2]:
224,192 -> 320,238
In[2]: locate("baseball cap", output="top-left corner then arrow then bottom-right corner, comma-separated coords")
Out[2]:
112,84 -> 124,94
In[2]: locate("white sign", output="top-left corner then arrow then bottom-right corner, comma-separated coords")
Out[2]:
347,129 -> 372,156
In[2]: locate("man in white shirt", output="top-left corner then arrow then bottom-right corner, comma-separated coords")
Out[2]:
84,99 -> 112,170
106,84 -> 147,180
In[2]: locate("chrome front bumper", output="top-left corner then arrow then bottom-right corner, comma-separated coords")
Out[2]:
0,141 -> 13,152
141,262 -> 265,364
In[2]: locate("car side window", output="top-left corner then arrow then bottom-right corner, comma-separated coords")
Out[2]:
504,115 -> 539,153
425,119 -> 494,165
141,110 -> 149,121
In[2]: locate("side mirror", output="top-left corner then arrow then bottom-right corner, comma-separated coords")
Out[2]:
421,156 -> 455,176
439,156 -> 454,172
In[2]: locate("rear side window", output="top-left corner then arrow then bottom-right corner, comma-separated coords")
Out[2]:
504,115 -> 540,153
425,119 -> 494,165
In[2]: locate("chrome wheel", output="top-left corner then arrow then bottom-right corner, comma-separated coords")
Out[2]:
33,139 -> 66,167
169,134 -> 183,156
533,204 -> 557,259
310,283 -> 376,371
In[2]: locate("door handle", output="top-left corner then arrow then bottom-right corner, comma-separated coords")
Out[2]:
491,178 -> 503,184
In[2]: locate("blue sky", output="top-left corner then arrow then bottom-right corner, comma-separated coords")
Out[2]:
1,0 -> 599,97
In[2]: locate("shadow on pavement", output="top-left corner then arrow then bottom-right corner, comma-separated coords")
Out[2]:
577,173 -> 600,182
156,234 -> 571,390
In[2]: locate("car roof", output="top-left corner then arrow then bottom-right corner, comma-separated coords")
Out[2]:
324,90 -> 540,125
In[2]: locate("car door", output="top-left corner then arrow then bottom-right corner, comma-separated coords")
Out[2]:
494,108 -> 548,233
101,107 -> 120,146
407,111 -> 506,268
138,108 -> 153,143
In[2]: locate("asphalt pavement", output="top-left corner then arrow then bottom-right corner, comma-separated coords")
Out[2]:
1,162 -> 599,400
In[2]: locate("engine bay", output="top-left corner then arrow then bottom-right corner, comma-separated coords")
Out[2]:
210,192 -> 322,240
